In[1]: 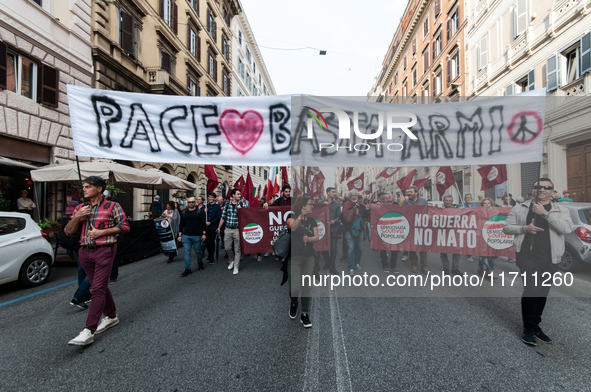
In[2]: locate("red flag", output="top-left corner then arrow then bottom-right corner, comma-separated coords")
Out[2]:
347,173 -> 364,191
306,167 -> 325,198
204,165 -> 219,193
340,168 -> 345,182
293,171 -> 302,198
396,169 -> 416,191
346,167 -> 353,179
281,167 -> 289,187
478,165 -> 508,191
262,184 -> 268,200
413,177 -> 429,189
244,173 -> 259,207
233,175 -> 245,193
378,167 -> 401,178
436,166 -> 456,196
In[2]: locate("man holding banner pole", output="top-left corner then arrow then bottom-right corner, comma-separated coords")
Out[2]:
402,186 -> 429,274
217,189 -> 246,275
438,195 -> 462,276
205,192 -> 221,264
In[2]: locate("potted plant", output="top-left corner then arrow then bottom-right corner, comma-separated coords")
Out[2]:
105,185 -> 126,197
39,218 -> 61,233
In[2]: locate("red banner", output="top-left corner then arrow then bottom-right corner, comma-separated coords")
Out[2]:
396,169 -> 416,191
370,205 -> 515,257
378,167 -> 401,178
237,205 -> 331,254
478,164 -> 508,191
436,166 -> 455,195
347,173 -> 364,191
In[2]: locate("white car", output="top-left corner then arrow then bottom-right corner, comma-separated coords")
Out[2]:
0,212 -> 54,287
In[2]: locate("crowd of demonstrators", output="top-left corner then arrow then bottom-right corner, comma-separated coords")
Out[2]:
503,177 -> 574,346
178,197 -> 207,276
217,189 -> 247,275
64,176 -> 129,346
286,195 -> 319,328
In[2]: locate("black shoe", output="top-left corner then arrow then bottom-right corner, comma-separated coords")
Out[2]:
167,257 -> 174,264
70,298 -> 88,310
340,256 -> 346,263
443,270 -> 451,276
208,259 -> 214,265
300,313 -> 312,328
289,302 -> 298,319
451,269 -> 462,275
522,330 -> 537,346
180,269 -> 192,277
421,267 -> 429,275
224,253 -> 229,259
328,268 -> 339,275
198,263 -> 204,271
321,264 -> 329,271
534,329 -> 552,343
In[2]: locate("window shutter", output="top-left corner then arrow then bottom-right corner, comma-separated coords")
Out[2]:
412,38 -> 416,54
207,9 -> 211,33
197,33 -> 201,62
432,41 -> 436,61
187,75 -> 191,91
477,45 -> 481,71
172,1 -> 178,34
423,50 -> 428,71
121,11 -> 134,56
435,0 -> 440,15
581,32 -> 591,76
479,35 -> 488,70
447,59 -> 451,85
187,23 -> 192,51
546,55 -> 559,92
0,41 -> 6,90
213,57 -> 217,83
159,0 -> 164,18
447,20 -> 451,43
515,0 -> 528,37
506,83 -> 514,95
213,20 -> 217,42
38,63 -> 59,107
527,69 -> 535,91
162,51 -> 170,73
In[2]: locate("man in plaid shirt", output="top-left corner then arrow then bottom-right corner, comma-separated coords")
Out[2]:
65,176 -> 129,346
217,188 -> 247,275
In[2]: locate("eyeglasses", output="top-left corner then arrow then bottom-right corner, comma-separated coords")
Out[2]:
533,185 -> 553,190
187,201 -> 195,204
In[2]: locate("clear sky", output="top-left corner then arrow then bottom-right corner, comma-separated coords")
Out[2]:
239,0 -> 405,96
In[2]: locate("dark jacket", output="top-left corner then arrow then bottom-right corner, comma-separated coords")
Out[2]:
179,208 -> 206,237
328,200 -> 341,232
205,202 -> 222,231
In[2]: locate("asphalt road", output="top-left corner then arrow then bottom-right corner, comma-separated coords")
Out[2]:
1,242 -> 591,392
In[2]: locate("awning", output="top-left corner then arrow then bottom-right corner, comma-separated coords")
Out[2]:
0,156 -> 40,170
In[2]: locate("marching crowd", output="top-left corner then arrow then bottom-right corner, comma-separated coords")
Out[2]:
63,175 -> 573,348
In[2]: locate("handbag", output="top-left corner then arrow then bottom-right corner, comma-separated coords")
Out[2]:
59,228 -> 80,251
273,226 -> 291,259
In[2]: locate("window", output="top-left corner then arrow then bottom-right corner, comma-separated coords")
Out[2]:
423,18 -> 429,38
564,46 -> 579,84
189,0 -> 199,14
187,75 -> 200,96
208,52 -> 217,81
207,8 -> 217,42
253,86 -> 258,96
6,49 -> 37,101
423,81 -> 430,103
246,46 -> 251,64
264,170 -> 268,180
433,69 -> 442,95
32,0 -> 42,5
423,47 -> 429,72
434,0 -> 441,16
238,58 -> 245,79
402,78 -> 407,96
0,217 -> 26,236
238,30 -> 242,45
514,0 -> 528,38
507,70 -> 535,95
447,8 -> 459,42
447,50 -> 460,84
259,74 -> 262,85
246,72 -> 252,92
433,30 -> 442,60
412,65 -> 417,87
222,35 -> 229,60
223,71 -> 229,96
237,88 -> 243,96
264,85 -> 267,95
160,0 -> 178,34
412,38 -> 417,55
120,9 -> 136,58
403,55 -> 407,70
161,50 -> 171,73
253,62 -> 256,75
477,34 -> 488,70
394,70 -> 398,85
223,6 -> 231,26
188,26 -> 200,60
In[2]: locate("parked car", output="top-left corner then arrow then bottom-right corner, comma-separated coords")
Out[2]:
0,212 -> 54,287
559,203 -> 591,272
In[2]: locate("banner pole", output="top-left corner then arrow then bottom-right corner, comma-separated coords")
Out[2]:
530,160 -> 543,251
75,156 -> 87,205
454,182 -> 464,206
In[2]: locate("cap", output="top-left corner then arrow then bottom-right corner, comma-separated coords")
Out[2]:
563,190 -> 569,194
20,190 -> 28,194
154,195 -> 160,199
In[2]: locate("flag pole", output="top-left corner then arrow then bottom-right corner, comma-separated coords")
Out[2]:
75,156 -> 87,205
454,182 -> 464,206
530,160 -> 543,251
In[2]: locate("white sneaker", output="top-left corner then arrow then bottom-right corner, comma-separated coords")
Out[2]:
68,328 -> 94,346
95,316 -> 119,334
468,256 -> 475,262
402,255 -> 408,262
228,261 -> 234,270
233,267 -> 239,275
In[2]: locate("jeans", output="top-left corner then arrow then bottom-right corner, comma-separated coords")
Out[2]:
516,252 -> 559,331
182,235 -> 204,270
79,244 -> 117,333
440,253 -> 460,271
320,230 -> 340,270
289,255 -> 314,313
380,250 -> 398,269
73,257 -> 91,301
479,257 -> 496,270
345,231 -> 363,270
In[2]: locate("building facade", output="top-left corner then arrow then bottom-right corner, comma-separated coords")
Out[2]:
0,0 -> 92,219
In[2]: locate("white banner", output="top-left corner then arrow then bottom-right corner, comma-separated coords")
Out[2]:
67,86 -> 545,167
67,86 -> 292,165
291,90 -> 546,166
